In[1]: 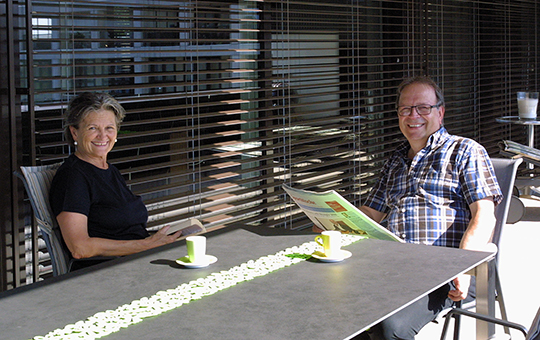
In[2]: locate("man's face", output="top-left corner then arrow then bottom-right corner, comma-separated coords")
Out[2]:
398,82 -> 444,149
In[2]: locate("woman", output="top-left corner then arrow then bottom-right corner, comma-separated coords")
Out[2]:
50,92 -> 181,260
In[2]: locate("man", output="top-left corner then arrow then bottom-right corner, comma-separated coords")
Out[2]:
356,76 -> 502,340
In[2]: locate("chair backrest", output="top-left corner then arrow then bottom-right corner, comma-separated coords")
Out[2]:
16,163 -> 71,276
490,157 -> 523,259
527,306 -> 540,340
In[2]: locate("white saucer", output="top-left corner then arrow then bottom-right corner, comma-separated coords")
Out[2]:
176,255 -> 218,268
312,250 -> 352,263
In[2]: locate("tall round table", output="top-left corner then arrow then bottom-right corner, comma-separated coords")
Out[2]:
496,116 -> 540,188
495,116 -> 540,148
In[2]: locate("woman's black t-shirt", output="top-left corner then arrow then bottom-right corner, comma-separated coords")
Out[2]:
50,154 -> 150,240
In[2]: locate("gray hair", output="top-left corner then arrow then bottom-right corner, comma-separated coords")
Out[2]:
64,92 -> 126,146
396,76 -> 445,108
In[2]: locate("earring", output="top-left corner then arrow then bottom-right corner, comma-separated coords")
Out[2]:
74,141 -> 78,146
115,139 -> 118,143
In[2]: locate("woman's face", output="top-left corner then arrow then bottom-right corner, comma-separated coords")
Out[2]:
70,109 -> 118,164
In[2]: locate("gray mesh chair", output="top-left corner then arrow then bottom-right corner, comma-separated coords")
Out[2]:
16,163 -> 116,276
441,306 -> 540,340
491,157 -> 524,262
448,157 -> 523,339
16,163 -> 72,276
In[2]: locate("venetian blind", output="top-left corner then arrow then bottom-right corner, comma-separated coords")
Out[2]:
419,0 -> 538,156
19,0 -> 538,280
29,0 -> 404,234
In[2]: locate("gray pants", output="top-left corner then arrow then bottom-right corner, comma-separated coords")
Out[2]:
354,279 -> 475,340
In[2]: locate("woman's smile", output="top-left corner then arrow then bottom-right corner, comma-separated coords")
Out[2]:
70,109 -> 118,169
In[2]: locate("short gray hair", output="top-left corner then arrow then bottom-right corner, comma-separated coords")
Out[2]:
396,76 -> 445,108
64,92 -> 126,146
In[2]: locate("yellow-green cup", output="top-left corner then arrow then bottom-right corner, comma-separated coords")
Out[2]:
186,235 -> 206,263
314,230 -> 341,258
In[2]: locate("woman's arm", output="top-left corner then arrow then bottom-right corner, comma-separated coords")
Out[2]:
57,211 -> 181,259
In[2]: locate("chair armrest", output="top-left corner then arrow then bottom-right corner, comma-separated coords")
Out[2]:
440,308 -> 528,340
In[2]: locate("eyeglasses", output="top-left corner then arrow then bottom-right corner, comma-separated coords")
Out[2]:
397,104 -> 441,116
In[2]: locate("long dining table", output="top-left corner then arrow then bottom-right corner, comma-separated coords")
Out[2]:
0,226 -> 496,340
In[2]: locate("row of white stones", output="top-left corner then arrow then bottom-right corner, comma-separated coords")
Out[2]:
33,234 -> 364,340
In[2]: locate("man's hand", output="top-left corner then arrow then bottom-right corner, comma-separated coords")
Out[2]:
312,225 -> 324,233
448,274 -> 471,302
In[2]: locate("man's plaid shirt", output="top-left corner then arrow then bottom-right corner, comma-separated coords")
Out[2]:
364,127 -> 502,248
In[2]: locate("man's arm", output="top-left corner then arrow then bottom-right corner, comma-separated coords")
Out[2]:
460,198 -> 497,251
359,205 -> 386,223
312,205 -> 386,233
449,197 -> 496,302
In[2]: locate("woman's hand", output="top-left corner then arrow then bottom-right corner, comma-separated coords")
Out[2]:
145,226 -> 182,248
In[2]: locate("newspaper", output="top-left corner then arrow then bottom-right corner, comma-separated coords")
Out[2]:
499,140 -> 540,164
283,184 -> 403,242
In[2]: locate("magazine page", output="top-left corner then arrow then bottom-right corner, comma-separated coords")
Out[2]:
167,218 -> 206,236
283,184 -> 403,242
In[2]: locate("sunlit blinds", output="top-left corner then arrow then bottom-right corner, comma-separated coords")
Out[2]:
420,0 -> 538,155
25,0 -> 538,240
28,0 -> 394,233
